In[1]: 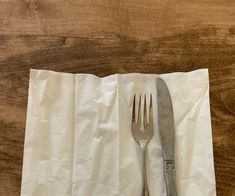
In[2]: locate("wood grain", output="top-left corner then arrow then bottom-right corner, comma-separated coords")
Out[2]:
0,0 -> 235,195
0,0 -> 235,39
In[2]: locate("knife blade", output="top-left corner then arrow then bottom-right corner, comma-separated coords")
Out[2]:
157,78 -> 177,196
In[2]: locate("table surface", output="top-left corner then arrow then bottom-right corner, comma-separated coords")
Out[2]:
0,0 -> 234,195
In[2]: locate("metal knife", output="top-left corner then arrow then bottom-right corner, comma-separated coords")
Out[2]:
157,78 -> 178,196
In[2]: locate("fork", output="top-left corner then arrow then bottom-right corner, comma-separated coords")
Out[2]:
132,94 -> 154,196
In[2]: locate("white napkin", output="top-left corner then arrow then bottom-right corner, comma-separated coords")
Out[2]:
21,69 -> 216,196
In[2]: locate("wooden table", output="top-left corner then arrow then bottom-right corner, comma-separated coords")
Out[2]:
0,0 -> 234,195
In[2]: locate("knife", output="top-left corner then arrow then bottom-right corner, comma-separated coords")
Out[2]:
157,78 -> 178,196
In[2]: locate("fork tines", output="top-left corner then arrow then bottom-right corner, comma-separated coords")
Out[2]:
131,94 -> 153,144
132,94 -> 153,128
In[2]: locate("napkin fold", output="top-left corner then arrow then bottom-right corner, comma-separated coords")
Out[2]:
21,69 -> 216,196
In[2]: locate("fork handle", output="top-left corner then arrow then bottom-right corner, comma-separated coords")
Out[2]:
141,147 -> 149,196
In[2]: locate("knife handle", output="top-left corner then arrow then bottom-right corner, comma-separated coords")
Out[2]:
164,160 -> 177,196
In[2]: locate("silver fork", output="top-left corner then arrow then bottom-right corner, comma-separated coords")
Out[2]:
132,94 -> 154,196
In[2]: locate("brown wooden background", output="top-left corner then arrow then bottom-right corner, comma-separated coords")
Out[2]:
0,0 -> 234,195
